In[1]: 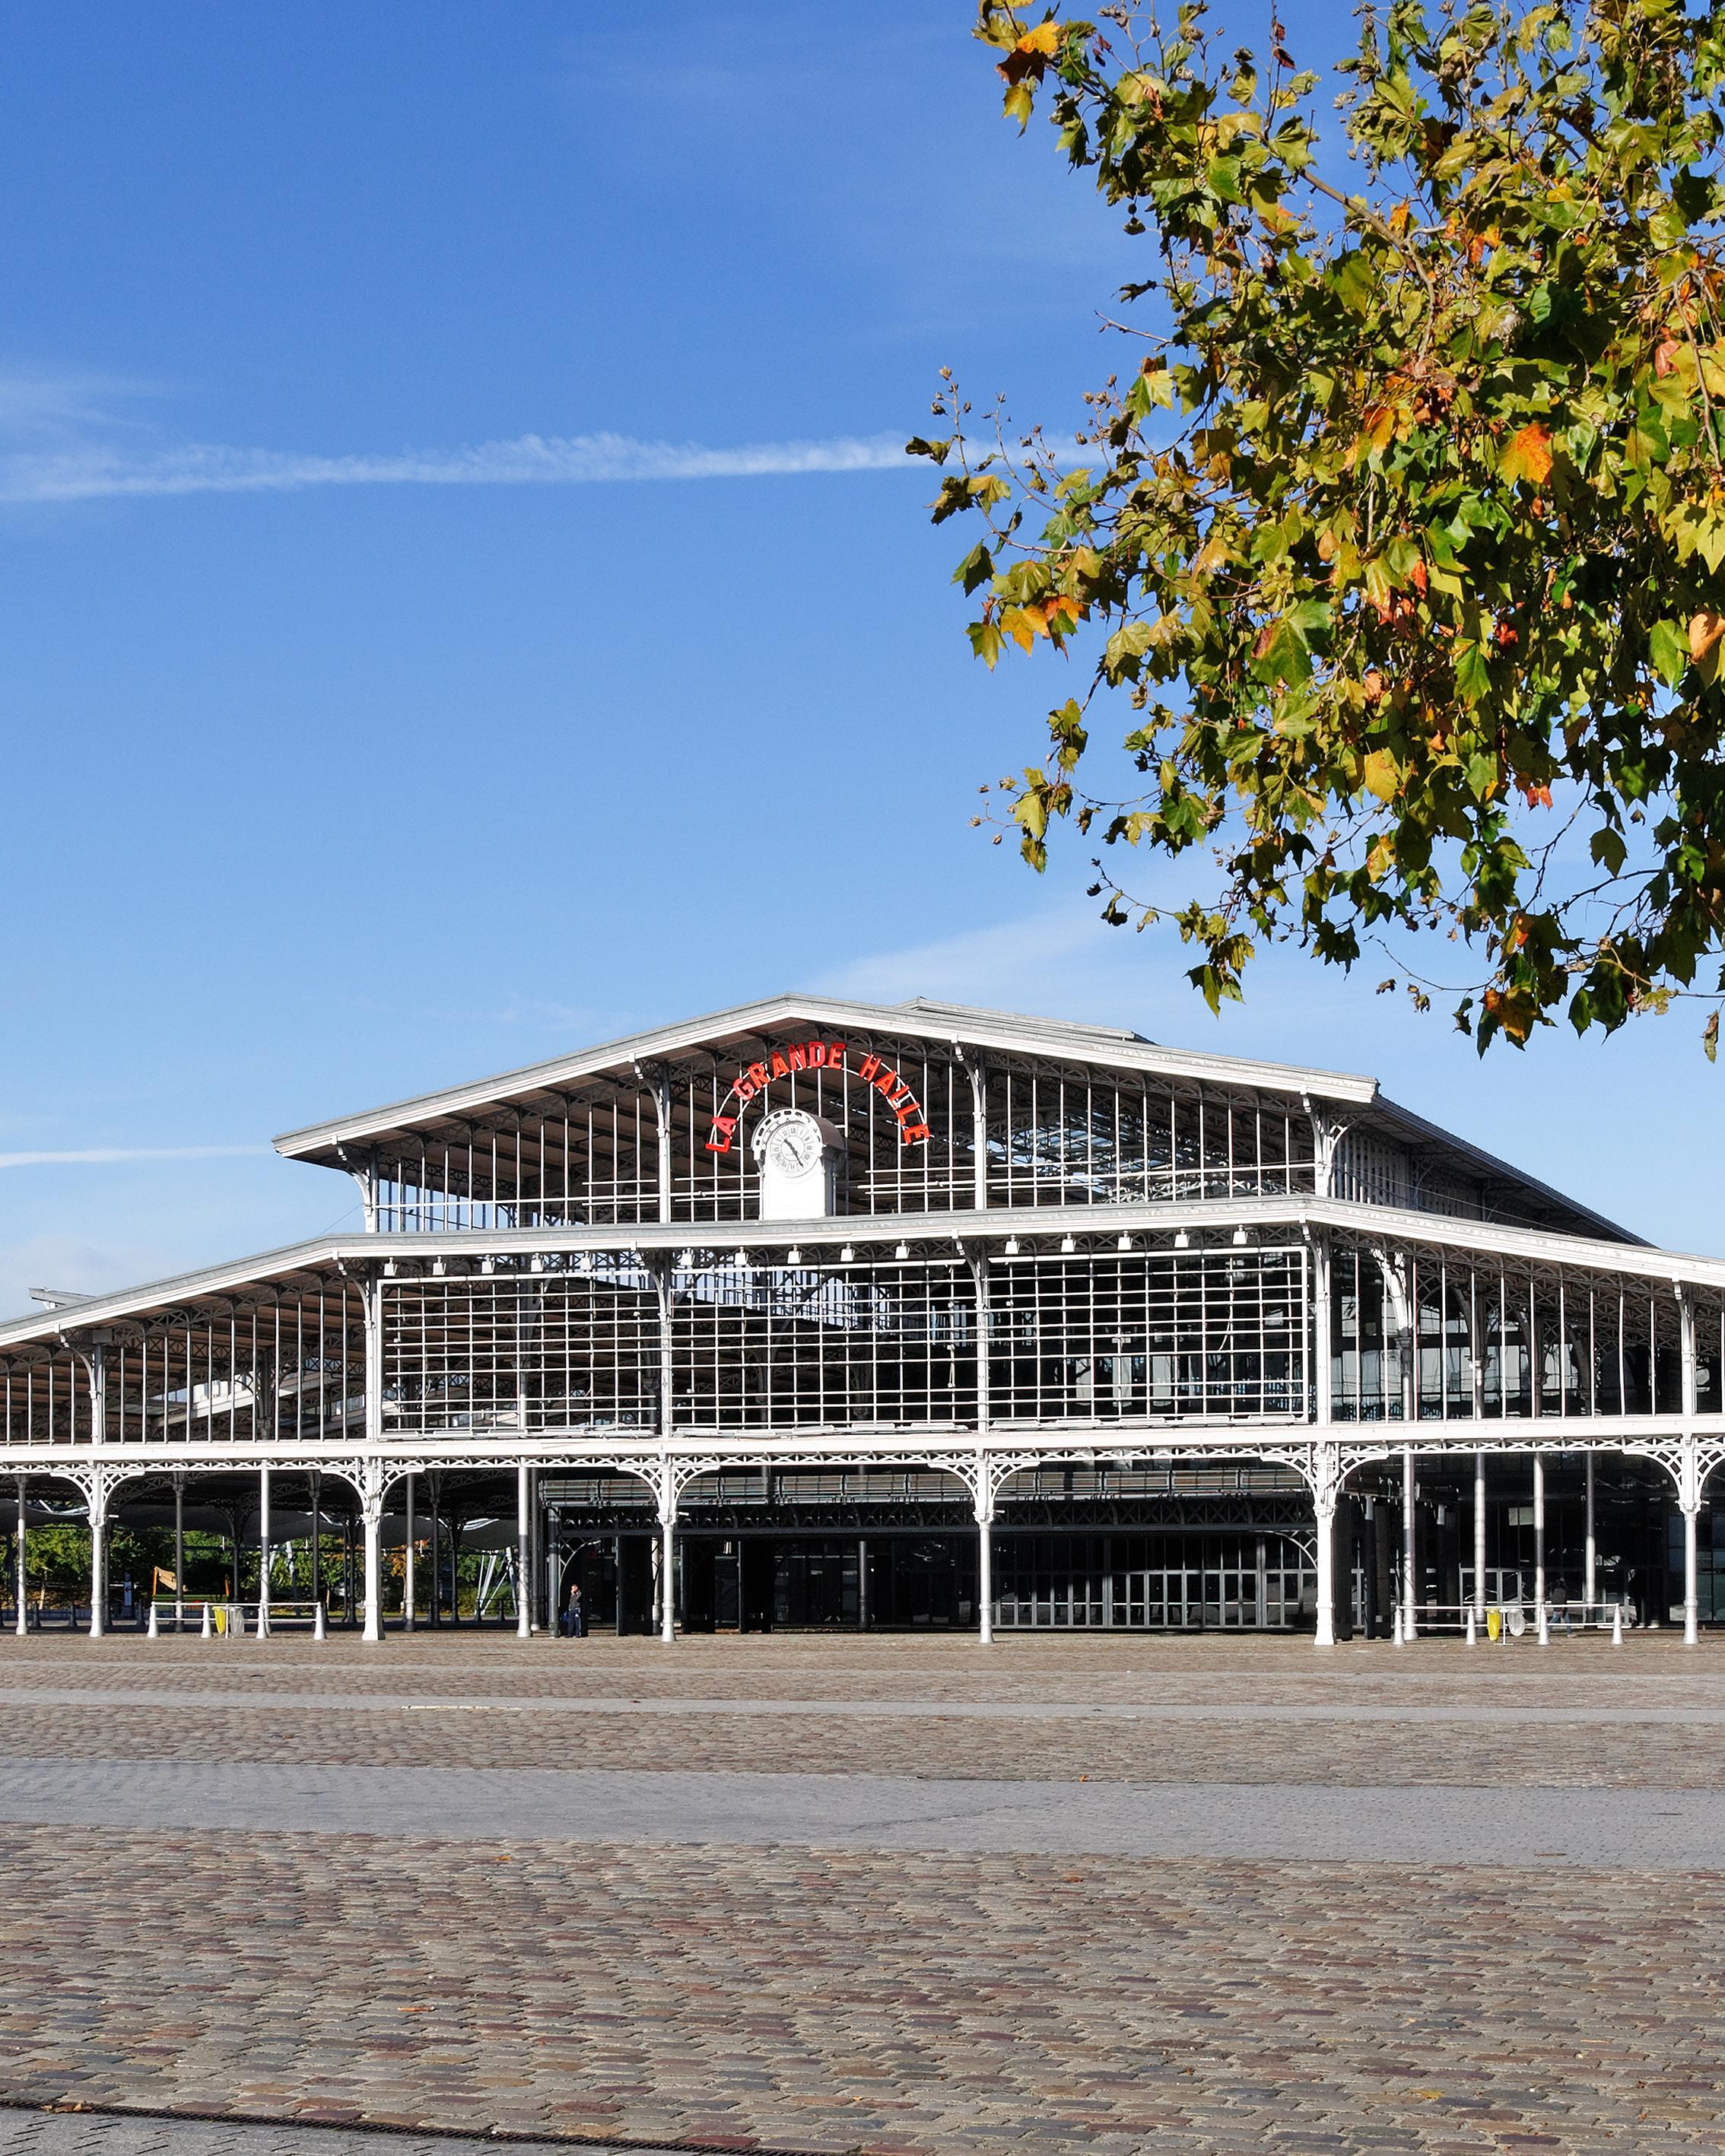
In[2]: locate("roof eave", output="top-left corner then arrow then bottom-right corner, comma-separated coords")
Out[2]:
1,1191 -> 1714,1352
1371,1094 -> 1644,1246
272,992 -> 1381,1161
0,1234 -> 357,1348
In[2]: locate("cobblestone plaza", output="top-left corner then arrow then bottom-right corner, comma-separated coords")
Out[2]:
2,1630 -> 1725,2154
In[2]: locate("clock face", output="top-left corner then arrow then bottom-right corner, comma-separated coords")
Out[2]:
754,1109 -> 825,1178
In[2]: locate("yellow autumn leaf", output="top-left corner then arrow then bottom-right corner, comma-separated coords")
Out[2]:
1501,422 -> 1554,487
1018,22 -> 1062,56
1688,608 -> 1725,662
1362,748 -> 1399,802
1001,606 -> 1040,653
1691,608 -> 1725,682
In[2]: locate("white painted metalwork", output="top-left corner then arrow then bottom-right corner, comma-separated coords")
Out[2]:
1401,1447 -> 1417,1641
2,998 -> 1721,1647
256,1465 -> 271,1639
1533,1453 -> 1546,1628
1473,1451 -> 1487,1621
516,1459 -> 530,1642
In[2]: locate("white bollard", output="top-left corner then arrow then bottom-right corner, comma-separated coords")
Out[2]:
1612,1602 -> 1624,1647
200,1601 -> 212,1640
1537,1603 -> 1550,1646
313,1601 -> 326,1641
1393,1607 -> 1405,1646
146,1602 -> 159,1639
1465,1608 -> 1476,1646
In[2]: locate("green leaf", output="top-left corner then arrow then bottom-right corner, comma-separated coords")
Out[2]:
1454,640 -> 1492,706
1124,366 -> 1177,421
1104,621 -> 1156,675
953,542 -> 995,595
1330,250 -> 1373,313
1649,619 -> 1689,687
967,621 -> 1005,670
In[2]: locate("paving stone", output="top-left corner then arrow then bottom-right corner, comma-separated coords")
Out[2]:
0,1634 -> 1721,2153
0,2113 -> 688,2155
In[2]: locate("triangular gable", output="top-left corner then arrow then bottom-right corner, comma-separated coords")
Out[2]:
274,992 -> 1380,1170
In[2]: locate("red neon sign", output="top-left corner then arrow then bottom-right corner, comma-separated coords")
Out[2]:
704,1040 -> 932,1154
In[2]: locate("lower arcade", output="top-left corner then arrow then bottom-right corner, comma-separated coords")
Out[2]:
2,1446 -> 1707,1640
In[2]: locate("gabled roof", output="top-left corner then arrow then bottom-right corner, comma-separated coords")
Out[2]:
1371,1094 -> 1640,1246
265,992 -> 1638,1245
273,992 -> 1381,1167
0,1234 -> 361,1350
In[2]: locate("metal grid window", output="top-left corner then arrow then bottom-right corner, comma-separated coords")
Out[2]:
373,1043 -> 980,1229
993,1532 -> 1316,1628
10,1234 -> 1723,1455
672,1044 -> 976,1222
1333,1132 -> 1410,1208
983,1072 -> 1315,1209
369,1050 -> 1339,1230
377,1089 -> 654,1232
669,1253 -> 978,1431
383,1259 -> 659,1434
988,1248 -> 1308,1424
0,1285 -> 364,1449
1329,1237 -> 1719,1421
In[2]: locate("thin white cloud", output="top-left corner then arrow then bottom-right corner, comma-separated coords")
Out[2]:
820,908 -> 1127,1016
0,370 -> 162,439
0,1145 -> 268,1169
0,427 -> 911,505
815,900 -> 1375,1057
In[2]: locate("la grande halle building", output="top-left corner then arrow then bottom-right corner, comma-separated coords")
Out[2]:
4,995 -> 1723,1644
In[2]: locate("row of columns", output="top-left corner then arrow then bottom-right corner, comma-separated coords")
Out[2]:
7,1467 -> 388,1640
1356,1443 -> 1699,1649
621,1443 -> 1701,1652
1304,1234 -> 1708,1646
4,1439 -> 1711,1648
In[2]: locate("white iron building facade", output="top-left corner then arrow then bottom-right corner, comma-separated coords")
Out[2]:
3,995 -> 1723,1645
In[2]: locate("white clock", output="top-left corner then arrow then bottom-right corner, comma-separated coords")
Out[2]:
754,1110 -> 824,1179
752,1109 -> 838,1219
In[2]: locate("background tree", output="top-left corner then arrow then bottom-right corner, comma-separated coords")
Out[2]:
915,0 -> 1725,1053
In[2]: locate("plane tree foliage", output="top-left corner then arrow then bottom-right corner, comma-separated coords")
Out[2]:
913,0 -> 1725,1053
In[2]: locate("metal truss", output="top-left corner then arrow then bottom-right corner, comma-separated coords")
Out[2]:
6,1193 -> 1725,1650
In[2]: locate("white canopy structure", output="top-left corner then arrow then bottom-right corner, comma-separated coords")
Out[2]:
3,995 -> 1719,1646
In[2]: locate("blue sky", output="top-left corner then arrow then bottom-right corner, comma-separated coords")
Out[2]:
0,2 -> 1717,1317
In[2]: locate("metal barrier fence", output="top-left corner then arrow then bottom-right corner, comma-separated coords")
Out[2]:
146,1596 -> 328,1639
1398,1599 -> 1634,1643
